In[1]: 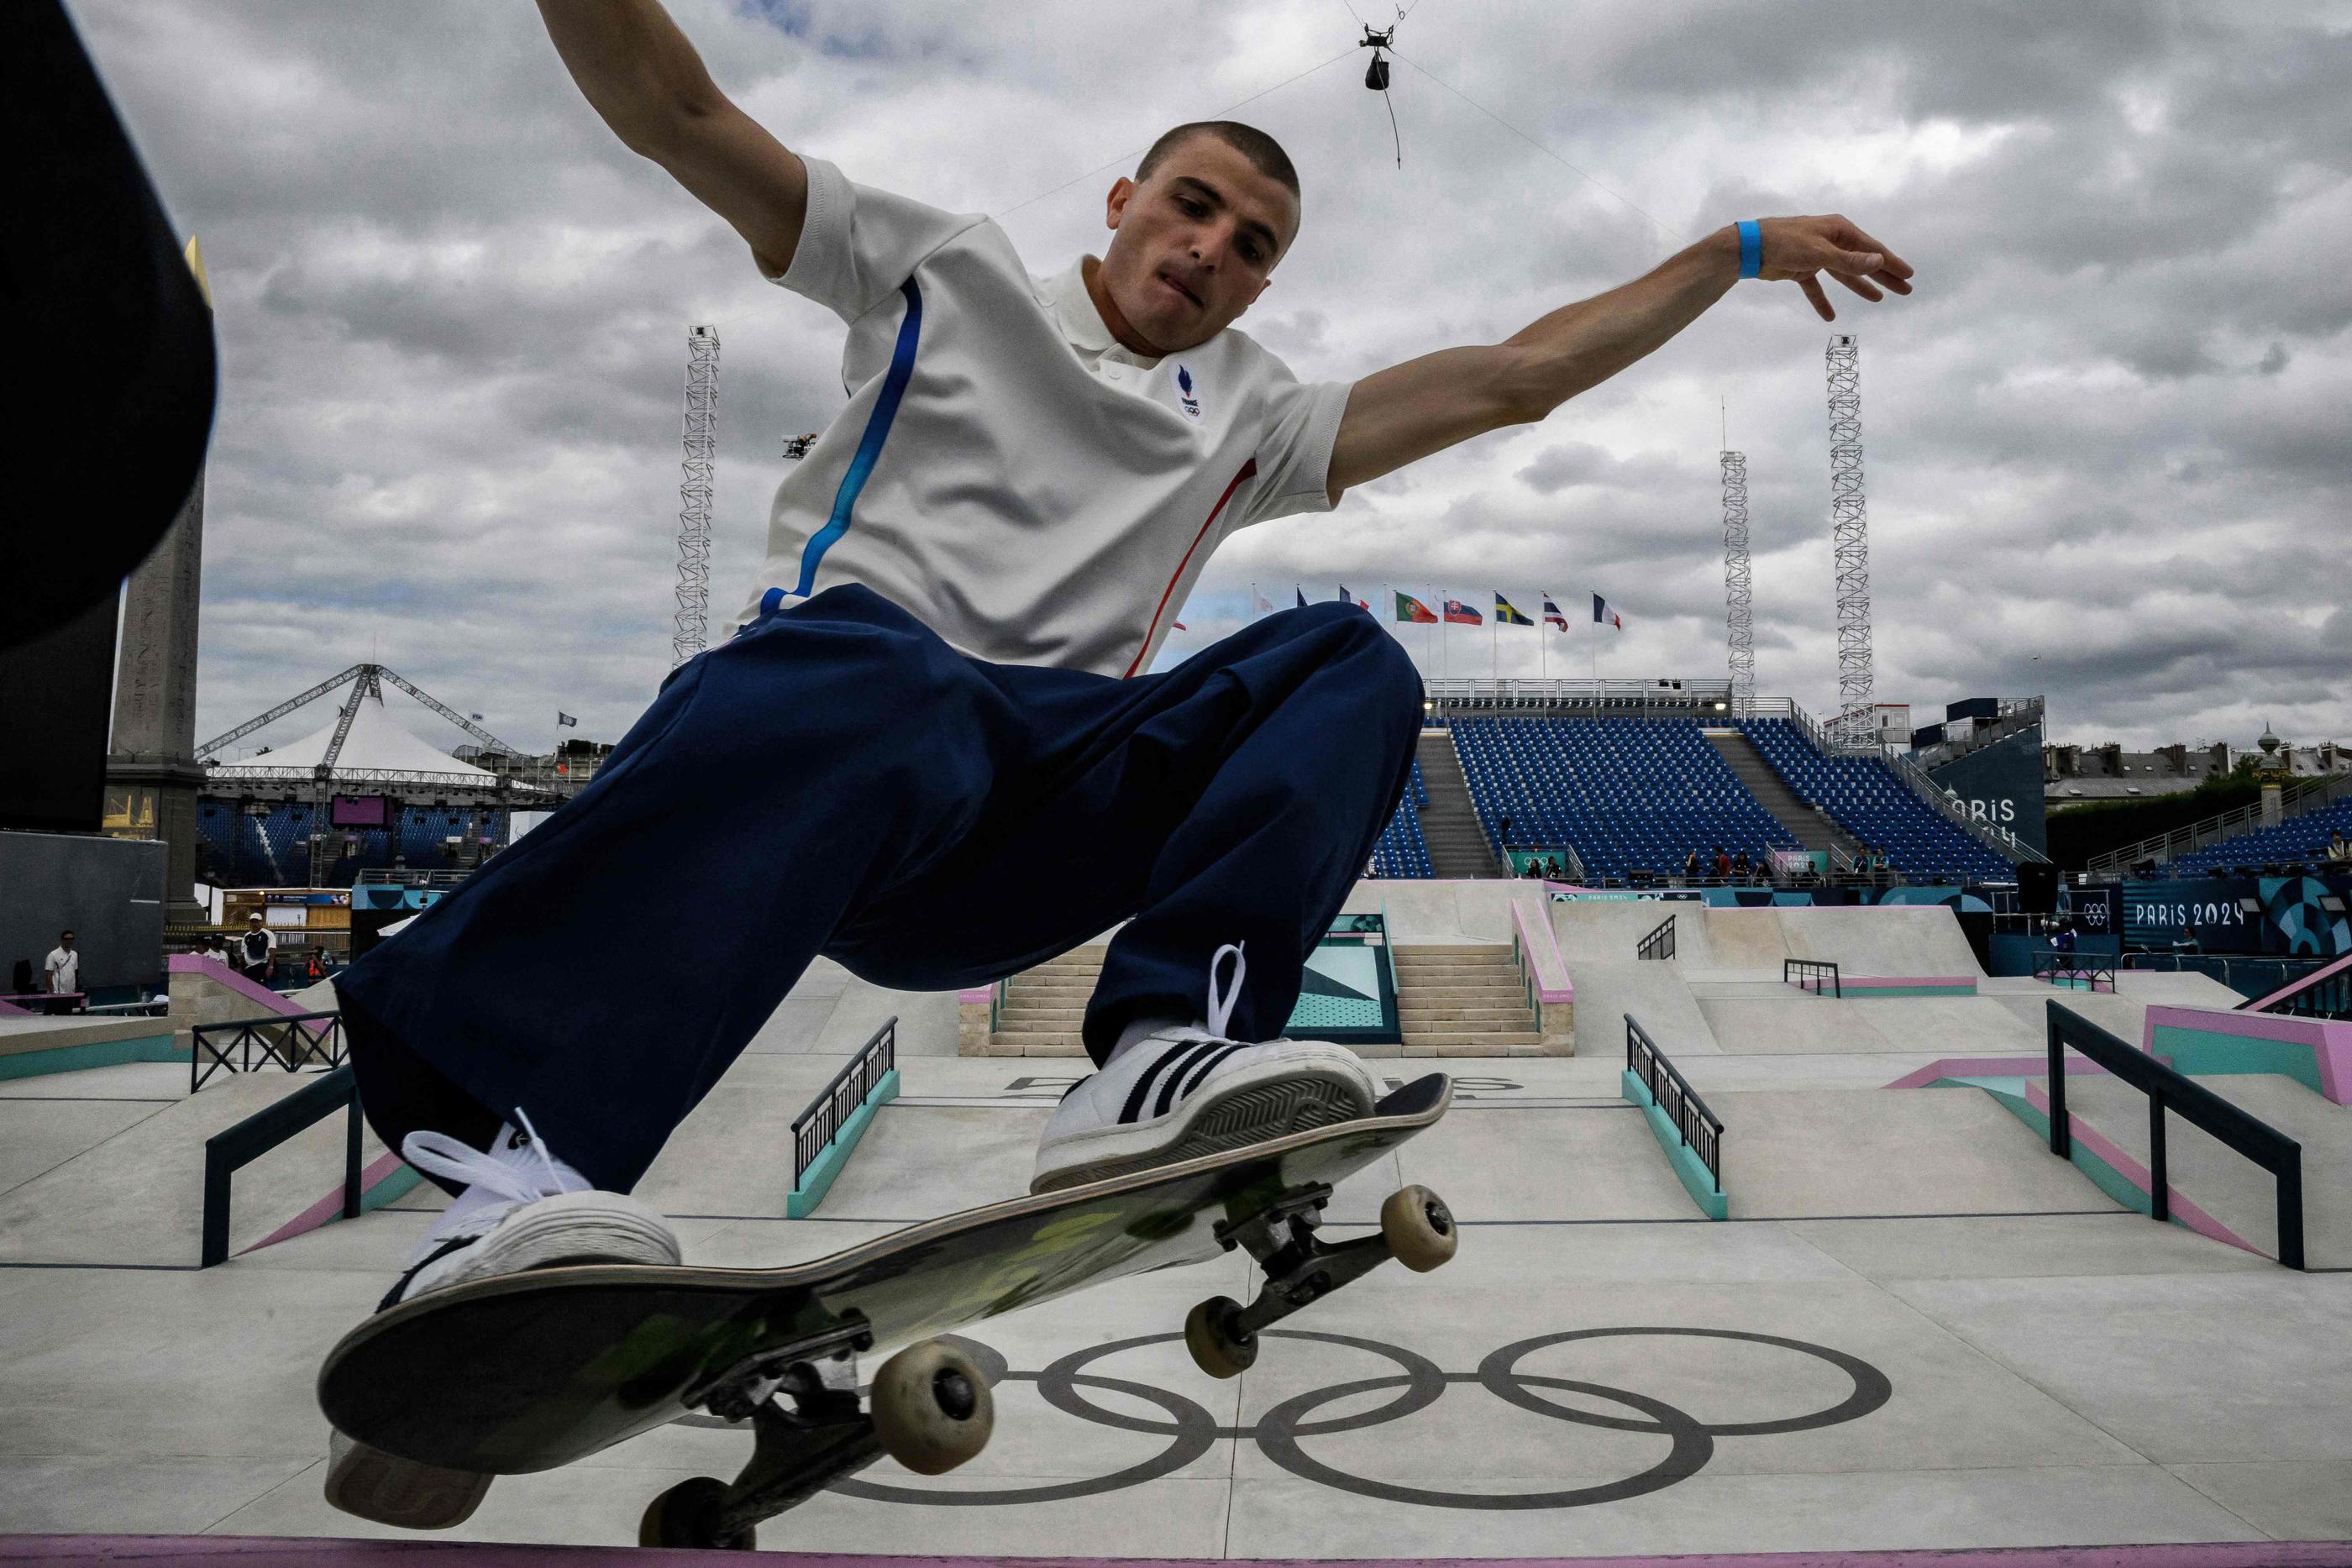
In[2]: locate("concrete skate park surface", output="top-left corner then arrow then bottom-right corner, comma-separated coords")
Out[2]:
6,929 -> 2352,1556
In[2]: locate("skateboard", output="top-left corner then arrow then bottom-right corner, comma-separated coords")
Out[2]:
318,1072 -> 1454,1550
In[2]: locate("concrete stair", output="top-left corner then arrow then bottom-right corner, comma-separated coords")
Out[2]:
981,950 -> 1104,1056
1393,943 -> 1541,1054
1415,731 -> 1505,879
1704,728 -> 1861,860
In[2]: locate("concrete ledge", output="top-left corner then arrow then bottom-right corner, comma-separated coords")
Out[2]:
1509,896 -> 1575,1054
1797,975 -> 1981,999
1620,1067 -> 1727,1219
2145,1003 -> 2352,1104
0,1020 -> 184,1079
785,1067 -> 900,1218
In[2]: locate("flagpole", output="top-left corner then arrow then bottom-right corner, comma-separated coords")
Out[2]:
1491,602 -> 1498,682
1540,596 -> 1547,682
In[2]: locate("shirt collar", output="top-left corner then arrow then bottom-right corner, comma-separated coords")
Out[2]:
1050,256 -> 1163,368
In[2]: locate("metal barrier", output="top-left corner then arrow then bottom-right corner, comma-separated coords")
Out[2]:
2045,1001 -> 2304,1270
191,1010 -> 348,1093
2121,952 -> 2323,1004
2033,950 -> 2116,994
201,1062 -> 365,1268
1625,1015 -> 1721,1194
1636,912 -> 1677,962
1785,958 -> 1842,998
792,1016 -> 897,1193
2236,950 -> 2352,1021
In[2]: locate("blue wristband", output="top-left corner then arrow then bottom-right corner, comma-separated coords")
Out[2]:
1736,220 -> 1762,279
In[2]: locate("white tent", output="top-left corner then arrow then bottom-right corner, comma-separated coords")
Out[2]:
209,688 -> 495,784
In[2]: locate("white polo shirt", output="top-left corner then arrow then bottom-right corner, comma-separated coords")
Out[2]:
736,154 -> 1352,679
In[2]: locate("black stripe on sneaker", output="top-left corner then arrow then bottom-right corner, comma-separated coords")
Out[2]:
377,1235 -> 475,1313
1158,1042 -> 1243,1117
1119,1039 -> 1220,1125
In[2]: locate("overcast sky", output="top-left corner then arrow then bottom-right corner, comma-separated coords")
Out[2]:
75,0 -> 2350,758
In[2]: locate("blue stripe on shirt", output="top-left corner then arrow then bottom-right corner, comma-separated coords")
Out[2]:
792,275 -> 924,597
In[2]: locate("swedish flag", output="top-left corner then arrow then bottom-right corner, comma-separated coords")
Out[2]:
1494,594 -> 1534,627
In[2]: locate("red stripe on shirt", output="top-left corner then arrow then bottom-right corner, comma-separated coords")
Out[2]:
1122,459 -> 1257,679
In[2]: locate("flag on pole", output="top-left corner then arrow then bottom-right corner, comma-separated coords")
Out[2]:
556,711 -> 579,727
1494,594 -> 1533,627
1394,591 -> 1438,624
1252,585 -> 1275,618
1592,593 -> 1622,630
1443,597 -> 1483,626
1542,595 -> 1569,630
1295,585 -> 1308,608
1173,621 -> 1187,632
1340,584 -> 1370,610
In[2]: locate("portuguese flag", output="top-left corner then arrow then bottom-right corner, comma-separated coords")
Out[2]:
1394,592 -> 1438,625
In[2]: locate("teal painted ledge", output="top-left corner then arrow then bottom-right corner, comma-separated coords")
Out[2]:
0,1033 -> 183,1082
785,1068 -> 900,1219
1620,1067 -> 1728,1219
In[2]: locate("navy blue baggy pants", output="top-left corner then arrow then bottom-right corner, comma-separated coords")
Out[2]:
336,583 -> 1424,1192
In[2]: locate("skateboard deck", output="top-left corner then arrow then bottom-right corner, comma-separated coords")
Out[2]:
320,1072 -> 1452,1533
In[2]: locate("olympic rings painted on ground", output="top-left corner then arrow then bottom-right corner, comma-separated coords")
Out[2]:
820,1326 -> 1893,1511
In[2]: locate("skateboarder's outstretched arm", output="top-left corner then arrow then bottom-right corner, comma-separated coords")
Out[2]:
537,0 -> 809,280
1325,216 -> 1914,501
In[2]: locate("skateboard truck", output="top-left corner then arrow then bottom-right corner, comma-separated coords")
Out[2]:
647,1316 -> 995,1552
1186,1178 -> 1457,1378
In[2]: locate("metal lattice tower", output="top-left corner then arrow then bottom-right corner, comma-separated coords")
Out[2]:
673,325 -> 720,668
1825,333 -> 1873,725
1720,448 -> 1754,710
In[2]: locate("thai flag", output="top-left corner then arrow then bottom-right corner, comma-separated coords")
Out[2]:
1443,598 -> 1483,626
1592,593 -> 1621,630
1542,595 -> 1568,630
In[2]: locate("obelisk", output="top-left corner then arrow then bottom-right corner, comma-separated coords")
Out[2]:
104,236 -> 213,926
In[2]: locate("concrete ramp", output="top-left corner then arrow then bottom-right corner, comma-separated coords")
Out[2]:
1570,961 -> 1723,1057
1722,1087 -> 2120,1218
1702,997 -> 1896,1055
1779,905 -> 1986,977
1700,906 -> 1792,972
0,1072 -> 400,1266
1344,878 -> 1545,944
1549,899 -> 1715,966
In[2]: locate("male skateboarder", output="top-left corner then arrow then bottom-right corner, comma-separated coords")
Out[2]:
326,0 -> 1910,1523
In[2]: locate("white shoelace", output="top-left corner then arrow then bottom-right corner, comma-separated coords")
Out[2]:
404,1107 -> 587,1242
1204,942 -> 1246,1040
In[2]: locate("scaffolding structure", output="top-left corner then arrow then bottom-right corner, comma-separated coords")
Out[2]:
1824,333 -> 1873,730
674,325 -> 720,668
1720,448 -> 1754,710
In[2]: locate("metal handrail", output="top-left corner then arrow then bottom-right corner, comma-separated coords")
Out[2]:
2033,949 -> 2116,994
1636,913 -> 1677,961
201,1061 -> 365,1268
791,1017 -> 896,1190
2235,949 -> 2352,1020
2045,1000 -> 2303,1269
1785,958 -> 1842,998
1625,1015 -> 1722,1193
191,1010 -> 348,1093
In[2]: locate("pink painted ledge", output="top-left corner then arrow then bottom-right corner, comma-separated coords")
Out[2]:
0,999 -> 29,1017
1510,895 -> 1572,1004
1882,1054 -> 2118,1091
168,952 -> 309,1016
1798,974 -> 1978,991
956,985 -> 995,1006
2143,1003 -> 2352,1104
2022,1077 -> 2260,1257
241,1150 -> 410,1256
11,1541 -> 2352,1567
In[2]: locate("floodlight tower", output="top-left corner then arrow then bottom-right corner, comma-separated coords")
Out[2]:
1721,448 -> 1754,710
673,325 -> 720,668
1824,333 -> 1873,728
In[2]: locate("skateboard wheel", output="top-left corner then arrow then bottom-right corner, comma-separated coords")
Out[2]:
1380,1184 -> 1457,1272
639,1475 -> 753,1550
1184,1295 -> 1257,1379
871,1339 -> 994,1475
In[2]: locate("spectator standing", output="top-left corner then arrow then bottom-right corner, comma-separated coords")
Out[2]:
43,930 -> 81,1014
235,914 -> 276,983
1683,849 -> 1702,882
1714,847 -> 1731,879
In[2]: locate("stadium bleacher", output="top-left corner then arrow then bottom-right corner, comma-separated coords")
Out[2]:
1372,758 -> 1433,878
1735,717 -> 2010,880
191,800 -> 512,889
2171,798 -> 2352,873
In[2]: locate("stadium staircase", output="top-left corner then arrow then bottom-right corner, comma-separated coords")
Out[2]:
1704,728 -> 1861,863
1393,944 -> 1541,1051
1414,731 -> 1505,878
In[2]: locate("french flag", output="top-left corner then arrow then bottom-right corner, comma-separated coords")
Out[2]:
1592,593 -> 1622,630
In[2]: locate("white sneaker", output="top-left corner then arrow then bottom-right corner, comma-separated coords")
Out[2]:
324,1109 -> 681,1529
1031,942 -> 1381,1193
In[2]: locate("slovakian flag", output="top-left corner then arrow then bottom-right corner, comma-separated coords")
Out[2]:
1340,584 -> 1370,610
1543,595 -> 1569,630
1443,597 -> 1483,626
1394,591 -> 1438,624
1494,594 -> 1533,627
1592,593 -> 1622,630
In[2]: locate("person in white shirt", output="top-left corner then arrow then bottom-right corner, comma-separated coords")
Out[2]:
234,914 -> 276,980
43,931 -> 80,1009
323,0 -> 1915,1529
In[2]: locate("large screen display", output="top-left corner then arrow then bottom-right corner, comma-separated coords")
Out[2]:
329,794 -> 390,827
